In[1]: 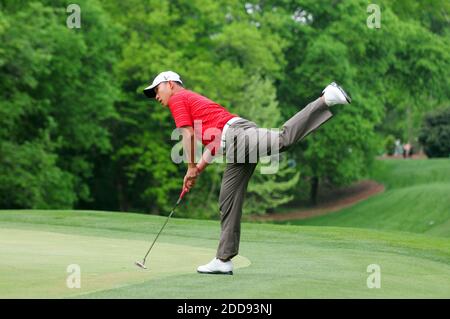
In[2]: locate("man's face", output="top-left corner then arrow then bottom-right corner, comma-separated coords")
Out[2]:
154,81 -> 172,106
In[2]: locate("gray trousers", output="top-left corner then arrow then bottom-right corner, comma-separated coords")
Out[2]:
217,97 -> 333,260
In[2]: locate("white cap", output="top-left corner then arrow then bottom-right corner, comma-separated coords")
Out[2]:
143,71 -> 183,98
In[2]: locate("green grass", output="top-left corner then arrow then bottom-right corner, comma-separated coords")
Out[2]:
1,209 -> 450,298
370,158 -> 450,190
277,159 -> 450,237
1,159 -> 449,298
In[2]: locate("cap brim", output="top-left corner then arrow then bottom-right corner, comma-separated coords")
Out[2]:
143,85 -> 156,98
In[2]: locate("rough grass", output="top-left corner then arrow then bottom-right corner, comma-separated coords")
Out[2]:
277,159 -> 450,237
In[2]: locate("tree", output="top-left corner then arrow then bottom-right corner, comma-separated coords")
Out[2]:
0,1 -> 121,209
2,0 -> 448,214
236,75 -> 300,215
99,0 -> 297,217
0,2 -> 77,208
0,140 -> 75,209
263,0 -> 449,203
261,0 -> 385,203
418,107 -> 450,158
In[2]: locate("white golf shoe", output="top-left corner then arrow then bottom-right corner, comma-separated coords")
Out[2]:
322,82 -> 352,106
197,258 -> 233,275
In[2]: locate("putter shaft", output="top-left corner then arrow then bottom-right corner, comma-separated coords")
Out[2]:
139,189 -> 187,266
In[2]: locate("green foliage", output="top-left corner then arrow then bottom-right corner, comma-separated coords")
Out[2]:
102,0 -> 294,216
0,141 -> 75,208
0,0 -> 448,215
384,135 -> 396,156
240,75 -> 300,215
389,0 -> 450,35
274,0 -> 448,202
0,1 -> 121,208
419,107 -> 450,158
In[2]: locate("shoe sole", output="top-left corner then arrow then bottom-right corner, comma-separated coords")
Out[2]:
333,82 -> 352,104
197,270 -> 233,275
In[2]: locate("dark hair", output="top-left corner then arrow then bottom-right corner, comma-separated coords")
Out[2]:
174,81 -> 184,88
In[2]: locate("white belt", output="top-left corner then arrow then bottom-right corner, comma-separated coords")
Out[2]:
220,117 -> 241,150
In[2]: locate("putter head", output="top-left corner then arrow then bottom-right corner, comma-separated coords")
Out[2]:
135,261 -> 147,269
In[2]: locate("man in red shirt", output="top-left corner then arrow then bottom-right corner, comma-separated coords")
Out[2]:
144,71 -> 351,275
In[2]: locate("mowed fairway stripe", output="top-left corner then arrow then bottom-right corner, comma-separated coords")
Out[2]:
0,228 -> 251,298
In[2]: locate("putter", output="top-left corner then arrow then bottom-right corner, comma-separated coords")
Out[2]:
135,188 -> 187,270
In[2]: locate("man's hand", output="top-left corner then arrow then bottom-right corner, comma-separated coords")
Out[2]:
183,166 -> 200,192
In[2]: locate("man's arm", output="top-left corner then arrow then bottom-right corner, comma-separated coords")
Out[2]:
180,126 -> 196,168
180,126 -> 199,192
197,147 -> 214,173
180,126 -> 217,191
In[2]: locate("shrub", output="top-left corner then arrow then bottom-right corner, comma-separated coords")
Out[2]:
418,107 -> 450,158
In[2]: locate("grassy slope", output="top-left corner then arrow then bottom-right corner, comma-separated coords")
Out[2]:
1,210 -> 450,298
279,159 -> 450,237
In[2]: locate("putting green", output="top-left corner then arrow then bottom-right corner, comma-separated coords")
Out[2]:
1,210 -> 450,298
0,228 -> 250,298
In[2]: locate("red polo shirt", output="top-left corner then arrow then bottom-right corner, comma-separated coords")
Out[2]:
168,89 -> 237,155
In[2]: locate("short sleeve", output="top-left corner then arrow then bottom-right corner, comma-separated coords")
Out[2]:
168,93 -> 193,127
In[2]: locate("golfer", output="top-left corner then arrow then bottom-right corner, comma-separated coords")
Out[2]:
144,71 -> 351,275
